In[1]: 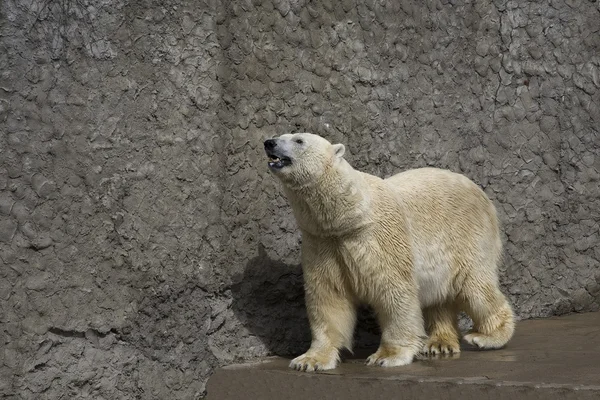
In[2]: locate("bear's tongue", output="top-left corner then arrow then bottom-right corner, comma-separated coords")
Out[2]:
268,155 -> 285,169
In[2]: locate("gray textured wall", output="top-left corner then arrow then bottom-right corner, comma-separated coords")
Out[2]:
1,0 -> 599,398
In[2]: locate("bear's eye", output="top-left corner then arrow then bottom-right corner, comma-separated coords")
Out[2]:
295,139 -> 304,144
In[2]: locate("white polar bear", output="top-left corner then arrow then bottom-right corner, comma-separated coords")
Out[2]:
263,133 -> 515,372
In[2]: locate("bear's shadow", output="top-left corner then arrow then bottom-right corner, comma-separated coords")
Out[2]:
231,245 -> 381,358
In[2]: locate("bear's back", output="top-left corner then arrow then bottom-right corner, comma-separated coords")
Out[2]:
384,167 -> 495,227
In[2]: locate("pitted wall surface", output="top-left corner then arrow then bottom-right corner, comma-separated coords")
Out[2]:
1,0 -> 599,398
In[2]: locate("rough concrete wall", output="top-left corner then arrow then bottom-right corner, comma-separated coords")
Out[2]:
1,0 -> 599,398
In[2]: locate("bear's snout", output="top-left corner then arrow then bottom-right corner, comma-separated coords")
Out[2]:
264,139 -> 277,150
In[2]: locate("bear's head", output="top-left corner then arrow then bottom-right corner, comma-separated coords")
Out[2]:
263,133 -> 345,186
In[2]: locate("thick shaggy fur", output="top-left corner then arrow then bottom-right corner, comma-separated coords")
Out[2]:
264,133 -> 515,372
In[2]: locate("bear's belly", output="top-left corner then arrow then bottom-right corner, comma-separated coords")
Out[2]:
335,233 -> 454,307
413,242 -> 453,308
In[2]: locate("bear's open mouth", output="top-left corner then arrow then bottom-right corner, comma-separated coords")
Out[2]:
267,154 -> 291,169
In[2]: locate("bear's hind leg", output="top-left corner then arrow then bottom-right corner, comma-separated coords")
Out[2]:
421,302 -> 461,355
460,280 -> 515,349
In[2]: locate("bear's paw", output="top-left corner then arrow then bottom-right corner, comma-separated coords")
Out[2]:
421,338 -> 461,356
463,332 -> 507,349
289,352 -> 337,372
366,346 -> 415,367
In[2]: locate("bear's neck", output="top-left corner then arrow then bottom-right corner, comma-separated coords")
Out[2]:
283,159 -> 372,237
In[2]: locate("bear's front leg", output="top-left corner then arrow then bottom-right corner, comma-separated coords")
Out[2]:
366,288 -> 425,367
290,285 -> 356,372
290,237 -> 357,372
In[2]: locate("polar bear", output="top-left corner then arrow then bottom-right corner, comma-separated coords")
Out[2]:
263,133 -> 515,372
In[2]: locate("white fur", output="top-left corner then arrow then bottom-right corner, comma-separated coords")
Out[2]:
265,133 -> 515,372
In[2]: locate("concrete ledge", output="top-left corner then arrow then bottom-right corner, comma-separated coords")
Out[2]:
206,312 -> 600,399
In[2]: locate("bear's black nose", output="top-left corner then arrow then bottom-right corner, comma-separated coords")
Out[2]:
264,139 -> 277,150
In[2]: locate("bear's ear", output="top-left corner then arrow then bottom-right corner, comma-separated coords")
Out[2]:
333,143 -> 345,158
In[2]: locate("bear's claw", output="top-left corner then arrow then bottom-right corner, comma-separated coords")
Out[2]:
289,352 -> 337,372
366,346 -> 415,367
421,339 -> 460,356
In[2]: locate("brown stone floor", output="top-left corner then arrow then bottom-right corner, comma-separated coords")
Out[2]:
207,312 -> 600,399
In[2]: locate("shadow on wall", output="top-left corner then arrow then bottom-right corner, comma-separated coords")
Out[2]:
231,245 -> 310,356
231,245 -> 381,357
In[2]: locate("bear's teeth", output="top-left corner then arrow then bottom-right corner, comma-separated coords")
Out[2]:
269,156 -> 280,162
